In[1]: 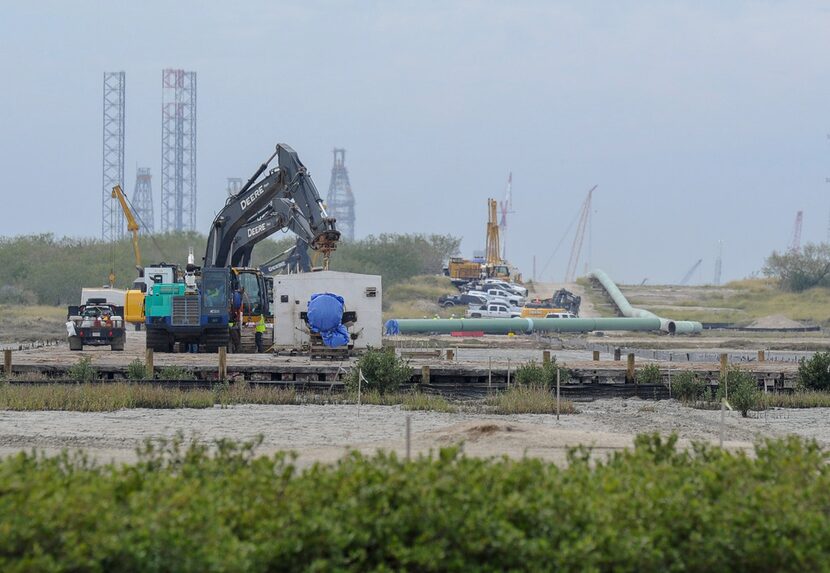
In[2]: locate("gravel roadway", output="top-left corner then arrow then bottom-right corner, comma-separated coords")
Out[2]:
1,398 -> 827,466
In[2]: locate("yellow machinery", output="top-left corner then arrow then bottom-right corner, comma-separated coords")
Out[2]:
447,257 -> 482,280
484,198 -> 517,281
111,185 -> 146,327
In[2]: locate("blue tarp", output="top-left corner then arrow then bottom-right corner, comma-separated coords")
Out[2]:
307,293 -> 350,347
384,319 -> 400,335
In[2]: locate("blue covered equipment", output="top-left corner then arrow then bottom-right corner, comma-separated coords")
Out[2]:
307,293 -> 350,347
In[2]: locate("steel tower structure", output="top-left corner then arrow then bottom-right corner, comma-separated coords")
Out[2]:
132,168 -> 155,234
326,148 -> 355,241
790,210 -> 803,252
160,69 -> 197,233
102,72 -> 126,240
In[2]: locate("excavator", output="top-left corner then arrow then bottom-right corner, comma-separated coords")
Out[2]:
143,144 -> 339,352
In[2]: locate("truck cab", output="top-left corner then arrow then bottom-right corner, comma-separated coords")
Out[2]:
466,303 -> 521,319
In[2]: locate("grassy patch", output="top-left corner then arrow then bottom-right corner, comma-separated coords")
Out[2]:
760,391 -> 830,409
0,383 -> 215,411
586,278 -> 830,325
401,392 -> 456,413
0,304 -> 66,343
484,385 -> 576,415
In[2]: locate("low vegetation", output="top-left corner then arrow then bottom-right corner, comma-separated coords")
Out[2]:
670,371 -> 711,402
2,434 -> 829,570
636,363 -> 661,384
718,367 -> 761,417
514,359 -> 569,387
347,348 -> 413,395
797,351 -> 830,391
484,385 -> 576,415
0,383 -> 216,411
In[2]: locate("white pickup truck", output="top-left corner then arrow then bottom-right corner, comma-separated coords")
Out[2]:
466,302 -> 522,319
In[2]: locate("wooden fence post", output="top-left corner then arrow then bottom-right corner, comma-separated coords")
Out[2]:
218,347 -> 227,381
145,348 -> 154,379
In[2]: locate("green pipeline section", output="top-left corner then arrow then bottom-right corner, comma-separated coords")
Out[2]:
589,269 -> 703,334
385,317 -> 662,335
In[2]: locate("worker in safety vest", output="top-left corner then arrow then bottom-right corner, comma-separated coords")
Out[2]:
255,314 -> 266,353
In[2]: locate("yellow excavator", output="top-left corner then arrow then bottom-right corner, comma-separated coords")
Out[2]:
111,185 -> 146,328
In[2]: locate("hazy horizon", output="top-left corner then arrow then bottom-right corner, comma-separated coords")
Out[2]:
2,1 -> 829,285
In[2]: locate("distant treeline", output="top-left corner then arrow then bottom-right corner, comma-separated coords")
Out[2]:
0,232 -> 460,305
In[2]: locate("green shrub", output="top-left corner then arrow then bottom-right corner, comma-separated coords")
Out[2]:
126,359 -> 148,380
798,351 -> 830,391
671,371 -> 710,402
157,365 -> 196,381
637,363 -> 661,384
514,359 -> 569,387
347,348 -> 412,394
67,356 -> 97,382
3,435 -> 830,570
718,367 -> 760,417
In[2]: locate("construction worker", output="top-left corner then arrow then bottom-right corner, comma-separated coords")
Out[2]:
255,314 -> 266,353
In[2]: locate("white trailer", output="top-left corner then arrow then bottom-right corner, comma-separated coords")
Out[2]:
80,287 -> 126,307
271,271 -> 382,351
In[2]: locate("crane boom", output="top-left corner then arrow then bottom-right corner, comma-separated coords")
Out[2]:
111,185 -> 142,273
679,258 -> 703,285
485,198 -> 501,266
564,185 -> 596,283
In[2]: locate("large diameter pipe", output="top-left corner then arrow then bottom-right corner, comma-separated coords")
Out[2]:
589,268 -> 703,334
386,317 -> 662,335
667,320 -> 703,335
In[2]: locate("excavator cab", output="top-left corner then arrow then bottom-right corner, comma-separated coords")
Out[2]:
231,268 -> 272,322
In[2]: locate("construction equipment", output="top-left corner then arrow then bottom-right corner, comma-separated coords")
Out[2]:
109,185 -> 150,329
790,211 -> 803,252
66,298 -> 126,351
679,259 -> 703,285
143,144 -> 339,353
564,185 -> 596,283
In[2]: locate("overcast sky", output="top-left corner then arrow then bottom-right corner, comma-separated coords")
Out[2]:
1,1 -> 829,284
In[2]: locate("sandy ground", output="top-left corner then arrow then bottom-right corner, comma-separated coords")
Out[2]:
1,398 -> 826,466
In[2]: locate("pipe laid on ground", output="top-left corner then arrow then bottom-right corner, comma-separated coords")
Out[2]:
385,317 -> 662,335
589,269 -> 703,334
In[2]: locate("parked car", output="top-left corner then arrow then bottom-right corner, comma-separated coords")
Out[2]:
545,312 -> 577,319
484,288 -> 524,307
437,293 -> 488,307
466,302 -> 522,319
482,278 -> 528,297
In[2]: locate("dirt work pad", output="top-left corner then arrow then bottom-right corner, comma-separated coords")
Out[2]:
1,398 -> 828,465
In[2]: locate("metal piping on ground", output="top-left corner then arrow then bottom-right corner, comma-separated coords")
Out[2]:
385,317 -> 662,336
589,269 -> 702,334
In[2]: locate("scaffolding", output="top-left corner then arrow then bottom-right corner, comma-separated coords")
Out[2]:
326,148 -> 355,241
160,69 -> 197,232
102,72 -> 125,240
132,168 -> 154,234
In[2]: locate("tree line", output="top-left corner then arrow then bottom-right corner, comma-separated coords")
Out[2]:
0,232 -> 460,306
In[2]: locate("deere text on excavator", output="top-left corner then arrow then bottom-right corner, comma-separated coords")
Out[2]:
143,144 -> 339,353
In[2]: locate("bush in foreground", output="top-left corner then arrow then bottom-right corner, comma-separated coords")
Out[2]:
1,434 -> 830,571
